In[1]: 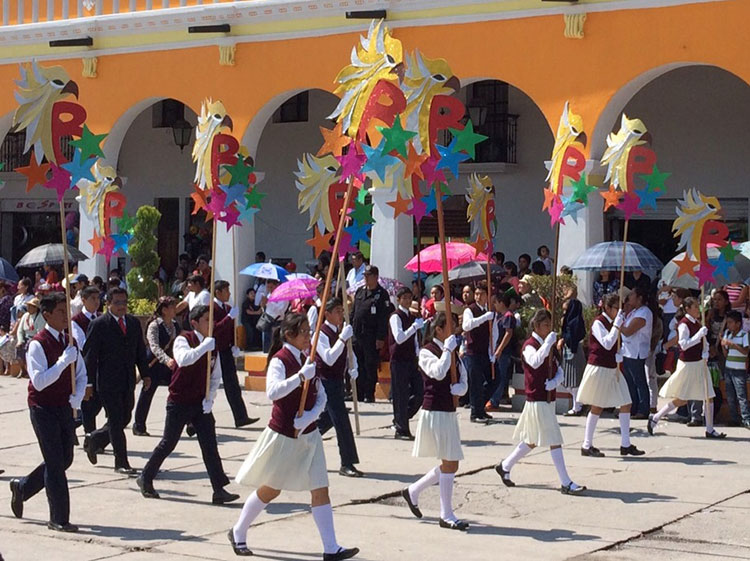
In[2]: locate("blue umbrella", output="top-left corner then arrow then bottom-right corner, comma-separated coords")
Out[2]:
239,262 -> 288,282
0,257 -> 18,283
570,241 -> 663,272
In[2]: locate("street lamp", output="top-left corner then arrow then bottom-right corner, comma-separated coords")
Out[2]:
171,119 -> 193,152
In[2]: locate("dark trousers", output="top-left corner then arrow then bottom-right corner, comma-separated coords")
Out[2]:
89,389 -> 135,468
141,401 -> 229,491
20,405 -> 76,524
489,353 -> 513,406
390,359 -> 423,435
466,353 -> 491,418
724,367 -> 750,423
622,357 -> 650,416
353,337 -> 379,400
317,378 -> 359,466
134,366 -> 172,432
81,389 -> 102,434
219,348 -> 249,423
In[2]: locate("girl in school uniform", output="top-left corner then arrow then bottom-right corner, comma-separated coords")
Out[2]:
649,297 -> 727,439
577,293 -> 646,457
402,311 -> 470,531
494,309 -> 586,495
230,313 -> 359,561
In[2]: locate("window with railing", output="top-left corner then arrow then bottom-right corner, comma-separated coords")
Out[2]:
273,92 -> 309,124
0,130 -> 74,171
465,80 -> 518,164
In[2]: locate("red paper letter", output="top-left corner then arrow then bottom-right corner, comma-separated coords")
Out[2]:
102,191 -> 127,238
211,133 -> 240,190
52,100 -> 87,164
626,146 -> 657,192
358,80 -> 407,145
428,95 -> 465,155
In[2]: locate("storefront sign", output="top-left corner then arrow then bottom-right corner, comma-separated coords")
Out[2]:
1,199 -> 78,212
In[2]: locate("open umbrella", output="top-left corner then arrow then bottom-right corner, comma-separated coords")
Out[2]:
268,278 -> 320,302
239,262 -> 288,282
405,242 -> 489,273
662,248 -> 750,290
286,273 -> 317,283
0,257 -> 19,283
570,241 -> 663,272
16,243 -> 89,268
347,276 -> 405,298
448,260 -> 503,282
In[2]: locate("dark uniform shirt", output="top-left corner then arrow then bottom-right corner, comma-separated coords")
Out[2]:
351,284 -> 390,341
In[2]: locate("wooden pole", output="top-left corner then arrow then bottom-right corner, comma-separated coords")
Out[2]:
232,228 -> 240,349
486,245 -> 493,350
546,222 -> 561,401
416,221 -> 422,313
337,263 -> 360,435
700,284 -> 710,407
296,179 -> 356,433
59,204 -> 76,412
205,219 -> 218,397
618,219 -> 630,314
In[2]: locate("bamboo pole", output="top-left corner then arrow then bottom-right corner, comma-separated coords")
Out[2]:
205,219 -> 218,397
546,222 -> 561,401
59,204 -> 76,414
337,263 -> 360,435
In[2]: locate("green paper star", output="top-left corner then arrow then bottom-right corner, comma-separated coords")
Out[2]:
70,124 -> 108,160
350,200 -> 374,225
116,211 -> 137,234
448,120 -> 488,160
719,243 -> 740,263
244,187 -> 266,208
640,165 -> 671,193
570,174 -> 597,204
376,116 -> 416,158
356,187 -> 368,204
437,183 -> 452,196
224,159 -> 254,187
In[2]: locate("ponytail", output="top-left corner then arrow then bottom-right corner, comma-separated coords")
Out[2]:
266,312 -> 308,367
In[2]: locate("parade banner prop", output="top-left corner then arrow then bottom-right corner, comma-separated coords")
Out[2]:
466,173 -> 496,344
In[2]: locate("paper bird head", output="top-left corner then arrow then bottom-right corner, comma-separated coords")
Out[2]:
465,173 -> 496,245
193,99 -> 233,191
601,113 -> 649,192
76,161 -> 122,234
673,188 -> 722,260
546,101 -> 586,194
295,153 -> 343,233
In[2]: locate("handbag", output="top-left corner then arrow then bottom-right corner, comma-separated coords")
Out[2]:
256,311 -> 277,332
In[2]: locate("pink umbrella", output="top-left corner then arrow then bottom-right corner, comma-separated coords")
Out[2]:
268,277 -> 319,302
405,242 -> 489,273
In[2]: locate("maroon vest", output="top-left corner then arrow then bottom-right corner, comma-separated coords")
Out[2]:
388,308 -> 416,362
213,302 -> 234,352
679,317 -> 703,362
71,311 -> 94,333
522,336 -> 557,402
268,346 -> 318,438
315,323 -> 347,381
419,341 -> 456,412
28,328 -> 73,408
464,303 -> 490,356
587,315 -> 617,368
168,331 -> 214,405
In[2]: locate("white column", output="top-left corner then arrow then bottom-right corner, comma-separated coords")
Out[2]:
77,210 -> 108,279
369,187 -> 413,286
213,221 -> 255,306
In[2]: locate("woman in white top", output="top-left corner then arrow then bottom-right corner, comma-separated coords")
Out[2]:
619,287 -> 653,419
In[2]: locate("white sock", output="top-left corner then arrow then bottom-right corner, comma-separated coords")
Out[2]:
408,466 -> 440,505
233,491 -> 267,544
439,472 -> 456,522
652,401 -> 677,424
582,412 -> 599,449
571,387 -> 582,412
502,442 -> 532,472
311,503 -> 340,555
619,412 -> 631,448
705,401 -> 714,432
550,447 -> 572,487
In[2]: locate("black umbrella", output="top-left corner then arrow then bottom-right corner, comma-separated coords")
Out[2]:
448,260 -> 503,282
16,243 -> 89,268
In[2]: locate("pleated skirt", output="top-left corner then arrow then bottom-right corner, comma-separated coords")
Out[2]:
513,401 -> 563,447
413,410 -> 464,461
561,346 -> 586,388
577,364 -> 632,408
659,360 -> 716,401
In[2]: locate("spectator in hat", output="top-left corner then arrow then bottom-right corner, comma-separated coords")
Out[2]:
518,275 -> 543,309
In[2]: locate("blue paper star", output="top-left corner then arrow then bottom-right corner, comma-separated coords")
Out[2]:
361,140 -> 400,183
220,183 -> 247,204
421,191 -> 448,216
237,205 -> 260,224
110,233 -> 132,254
436,138 -> 470,179
561,197 -> 586,223
709,256 -> 733,281
344,221 -> 372,245
61,148 -> 95,187
635,187 -> 661,210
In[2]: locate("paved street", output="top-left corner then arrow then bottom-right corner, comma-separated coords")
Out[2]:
1,374 -> 749,561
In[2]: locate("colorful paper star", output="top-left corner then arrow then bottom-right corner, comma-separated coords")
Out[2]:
377,116 -> 416,158
361,140 -> 400,183
674,253 -> 699,278
317,122 -> 350,157
350,200 -> 374,225
205,189 -> 228,216
100,237 -> 116,260
44,164 -> 73,202
561,197 -> 586,223
387,192 -> 412,218
116,211 -> 137,234
217,204 -> 241,231
190,184 -> 213,220
337,231 -> 357,261
237,204 -> 260,224
569,174 -> 597,205
542,188 -> 559,212
344,221 -> 372,245
61,148 -> 95,187
617,192 -> 644,221
448,120 -> 488,160
110,233 -> 132,254
244,187 -> 266,209
406,195 -> 428,224
635,186 -> 660,210
88,230 -> 105,254
709,256 -> 733,281
696,261 -> 717,287
436,139 -> 470,179
221,182 -> 247,204
718,243 -> 740,263
600,186 -> 622,211
356,185 -> 368,204
336,143 -> 367,181
403,143 -> 427,179
70,125 -> 108,160
223,159 -> 254,187
15,152 -> 50,192
306,226 -> 333,258
640,165 -> 671,193
421,191 -> 448,216
421,155 -> 446,186
548,198 -> 565,227
471,238 -> 490,254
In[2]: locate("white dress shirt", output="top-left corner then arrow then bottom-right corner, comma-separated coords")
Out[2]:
591,317 -> 620,351
266,343 -> 327,412
70,310 -> 98,348
621,306 -> 653,359
307,299 -> 321,335
418,338 -> 468,393
26,325 -> 87,409
677,314 -> 707,352
346,264 -> 365,287
186,289 -> 211,311
522,332 -> 554,369
316,321 -> 359,371
462,304 -> 493,332
389,306 -> 420,354
265,299 -> 288,321
254,284 -> 268,307
173,330 -> 222,403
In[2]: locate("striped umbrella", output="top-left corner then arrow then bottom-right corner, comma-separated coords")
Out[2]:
16,243 -> 89,268
570,241 -> 663,272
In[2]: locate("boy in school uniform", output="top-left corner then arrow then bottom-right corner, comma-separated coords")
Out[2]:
721,310 -> 750,428
461,282 -> 494,423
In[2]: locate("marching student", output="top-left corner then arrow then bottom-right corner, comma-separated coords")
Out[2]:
231,313 -> 359,561
9,293 -> 87,532
315,298 -> 363,477
70,286 -> 102,440
136,304 -> 239,504
388,287 -> 425,440
648,297 -> 727,438
462,282 -> 495,423
494,309 -> 586,495
577,293 -> 646,457
401,311 -> 469,532
307,283 -> 325,335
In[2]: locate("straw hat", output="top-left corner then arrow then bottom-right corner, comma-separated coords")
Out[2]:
26,297 -> 40,309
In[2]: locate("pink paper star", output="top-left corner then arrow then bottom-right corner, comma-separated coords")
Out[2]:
337,231 -> 356,261
205,188 -> 228,216
617,192 -> 645,221
696,261 -> 716,287
217,203 -> 241,231
44,163 -> 73,202
420,155 -> 446,186
406,195 -> 428,224
100,237 -> 116,260
336,142 -> 366,181
548,198 -> 565,227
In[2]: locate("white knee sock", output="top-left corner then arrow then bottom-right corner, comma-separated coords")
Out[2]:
439,472 -> 456,522
550,447 -> 572,487
583,412 -> 599,449
311,503 -> 341,555
571,387 -> 582,412
408,465 -> 440,505
233,491 -> 267,544
705,401 -> 714,432
652,401 -> 677,424
619,412 -> 631,448
502,442 -> 532,472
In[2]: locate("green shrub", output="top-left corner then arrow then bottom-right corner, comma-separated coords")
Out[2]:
125,206 -> 161,301
129,298 -> 157,317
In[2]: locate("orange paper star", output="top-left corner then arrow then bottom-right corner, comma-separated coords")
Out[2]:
317,122 -> 350,157
471,238 -> 489,254
190,184 -> 214,221
542,188 -> 557,212
387,192 -> 412,218
15,152 -> 50,193
600,185 -> 622,211
675,253 -> 699,278
306,225 -> 333,258
89,230 -> 105,254
403,143 -> 427,180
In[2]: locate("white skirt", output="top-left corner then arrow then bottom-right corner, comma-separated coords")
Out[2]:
659,360 -> 716,401
235,426 -> 329,492
413,410 -> 463,461
513,401 -> 563,447
577,364 -> 632,408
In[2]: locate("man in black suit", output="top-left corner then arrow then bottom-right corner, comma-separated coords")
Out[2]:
82,287 -> 149,475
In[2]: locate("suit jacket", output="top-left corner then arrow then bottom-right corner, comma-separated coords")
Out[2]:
83,312 -> 149,392
213,301 -> 235,352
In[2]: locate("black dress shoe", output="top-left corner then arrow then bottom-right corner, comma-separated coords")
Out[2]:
47,521 -> 79,533
470,416 -> 489,424
136,475 -> 160,499
339,465 -> 364,478
323,546 -> 359,561
647,414 -> 656,436
494,462 -> 515,487
580,446 -> 605,458
394,432 -> 414,441
620,445 -> 646,456
705,430 -> 727,439
631,413 -> 649,420
132,426 -> 150,437
9,479 -> 23,518
228,529 -> 253,556
213,488 -> 241,504
115,466 -> 139,477
83,435 -> 98,465
235,417 -> 260,428
439,518 -> 469,531
186,424 -> 196,437
686,419 -> 703,427
400,488 -> 422,518
482,412 -> 494,420
560,483 -> 587,495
